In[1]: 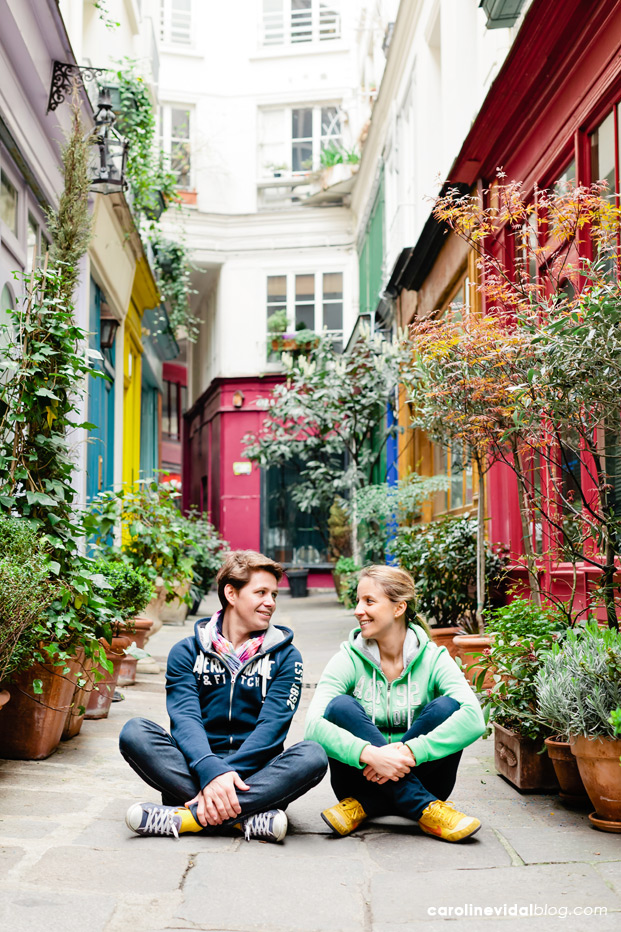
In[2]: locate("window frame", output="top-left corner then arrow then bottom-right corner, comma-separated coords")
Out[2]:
259,103 -> 343,177
160,0 -> 193,48
260,0 -> 342,49
265,269 -> 344,338
159,104 -> 194,190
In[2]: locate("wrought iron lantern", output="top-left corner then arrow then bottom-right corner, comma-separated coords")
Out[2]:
99,302 -> 120,349
87,88 -> 128,195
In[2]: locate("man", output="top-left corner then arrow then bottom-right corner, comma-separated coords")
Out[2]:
119,550 -> 327,842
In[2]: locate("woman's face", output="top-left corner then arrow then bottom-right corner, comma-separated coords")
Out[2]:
354,576 -> 406,641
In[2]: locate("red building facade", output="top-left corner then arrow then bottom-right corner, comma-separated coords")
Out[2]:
396,0 -> 621,615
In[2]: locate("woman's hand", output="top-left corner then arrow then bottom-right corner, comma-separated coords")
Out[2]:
359,742 -> 416,782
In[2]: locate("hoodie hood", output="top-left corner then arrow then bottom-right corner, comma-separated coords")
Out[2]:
349,622 -> 429,673
194,610 -> 294,655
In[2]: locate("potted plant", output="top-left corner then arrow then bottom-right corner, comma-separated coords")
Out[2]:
535,623 -> 621,830
183,508 -> 229,615
392,516 -> 507,661
473,597 -> 569,791
334,556 -> 359,606
93,559 -> 154,689
286,566 -> 309,598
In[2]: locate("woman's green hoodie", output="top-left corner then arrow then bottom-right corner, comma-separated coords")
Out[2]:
304,624 -> 486,769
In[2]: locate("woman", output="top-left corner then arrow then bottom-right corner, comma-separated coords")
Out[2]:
305,565 -> 485,842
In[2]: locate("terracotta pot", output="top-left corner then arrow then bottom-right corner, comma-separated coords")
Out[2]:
161,580 -> 191,625
494,722 -> 559,792
118,617 -> 154,687
544,736 -> 589,804
0,689 -> 10,711
0,654 -> 81,760
431,626 -> 461,659
61,652 -> 95,741
141,580 -> 167,641
570,735 -> 621,827
452,634 -> 494,689
85,636 -> 130,720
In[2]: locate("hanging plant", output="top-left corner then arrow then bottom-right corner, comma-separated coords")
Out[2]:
150,234 -> 200,342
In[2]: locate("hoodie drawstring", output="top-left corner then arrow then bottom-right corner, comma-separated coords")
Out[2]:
372,668 -> 377,724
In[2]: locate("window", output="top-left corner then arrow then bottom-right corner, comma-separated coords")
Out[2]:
590,104 -> 620,202
261,0 -> 341,47
160,106 -> 192,188
163,378 -> 187,441
160,0 -> 192,46
431,442 -> 473,516
266,271 -> 343,341
0,170 -> 18,236
291,106 -> 341,172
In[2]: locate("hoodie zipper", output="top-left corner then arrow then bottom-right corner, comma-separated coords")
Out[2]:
201,647 -> 274,746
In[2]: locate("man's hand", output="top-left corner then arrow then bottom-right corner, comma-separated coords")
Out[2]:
360,743 -> 416,783
185,771 -> 250,826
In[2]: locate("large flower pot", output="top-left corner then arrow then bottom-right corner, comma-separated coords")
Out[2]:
85,636 -> 130,721
0,654 -> 82,760
544,737 -> 589,805
141,579 -> 167,641
117,617 -> 154,687
61,652 -> 94,741
452,634 -> 494,689
570,735 -> 621,829
0,689 -> 10,711
494,723 -> 559,792
161,580 -> 191,625
287,569 -> 309,598
431,626 -> 461,659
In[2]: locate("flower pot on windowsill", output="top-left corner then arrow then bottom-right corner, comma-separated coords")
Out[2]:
494,723 -> 559,792
287,568 -> 309,598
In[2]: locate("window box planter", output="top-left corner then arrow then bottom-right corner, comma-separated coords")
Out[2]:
494,722 -> 559,792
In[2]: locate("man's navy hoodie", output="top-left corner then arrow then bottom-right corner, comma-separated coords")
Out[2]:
165,612 -> 303,789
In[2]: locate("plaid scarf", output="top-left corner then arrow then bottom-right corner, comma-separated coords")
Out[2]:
204,612 -> 266,674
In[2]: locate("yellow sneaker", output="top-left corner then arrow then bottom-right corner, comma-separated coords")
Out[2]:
321,797 -> 367,836
125,802 -> 203,838
418,800 -> 481,842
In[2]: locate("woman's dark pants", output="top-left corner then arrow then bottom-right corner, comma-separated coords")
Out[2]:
119,717 -> 328,832
324,694 -> 462,822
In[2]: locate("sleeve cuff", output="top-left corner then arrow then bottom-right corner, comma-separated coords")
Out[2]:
406,736 -> 430,766
192,754 -> 235,789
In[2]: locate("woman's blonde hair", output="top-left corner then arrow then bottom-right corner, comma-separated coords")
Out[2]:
358,565 -> 432,636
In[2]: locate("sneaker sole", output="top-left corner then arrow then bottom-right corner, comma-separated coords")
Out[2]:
320,810 -> 359,836
419,821 -> 482,843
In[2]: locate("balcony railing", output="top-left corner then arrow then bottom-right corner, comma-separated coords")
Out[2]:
265,329 -> 343,365
261,4 -> 341,48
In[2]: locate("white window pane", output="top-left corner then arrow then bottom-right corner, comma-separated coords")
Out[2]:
172,108 -> 190,139
0,171 -> 18,236
263,0 -> 284,45
291,0 -> 312,42
292,108 -> 313,140
319,3 -> 340,40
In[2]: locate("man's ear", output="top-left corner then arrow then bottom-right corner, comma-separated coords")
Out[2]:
224,583 -> 237,607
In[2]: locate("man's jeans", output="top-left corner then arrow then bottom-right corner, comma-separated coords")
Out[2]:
119,717 -> 328,830
324,694 -> 462,821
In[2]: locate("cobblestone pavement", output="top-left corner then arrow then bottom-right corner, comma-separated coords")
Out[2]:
1,593 -> 620,931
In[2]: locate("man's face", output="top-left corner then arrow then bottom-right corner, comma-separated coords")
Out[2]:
224,570 -> 279,634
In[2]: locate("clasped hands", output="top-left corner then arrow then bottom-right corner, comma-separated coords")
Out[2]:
359,742 -> 416,785
185,770 -> 249,826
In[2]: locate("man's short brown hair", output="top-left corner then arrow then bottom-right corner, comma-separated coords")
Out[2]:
216,550 -> 284,610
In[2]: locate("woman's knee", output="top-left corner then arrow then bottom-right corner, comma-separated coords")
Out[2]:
324,693 -> 363,726
427,696 -> 460,719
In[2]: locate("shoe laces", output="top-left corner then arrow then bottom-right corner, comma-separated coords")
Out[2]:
341,798 -> 366,820
144,806 -> 180,839
425,801 -> 462,828
243,811 -> 273,841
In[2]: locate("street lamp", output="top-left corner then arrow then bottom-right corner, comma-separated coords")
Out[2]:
87,88 -> 128,195
99,302 -> 120,349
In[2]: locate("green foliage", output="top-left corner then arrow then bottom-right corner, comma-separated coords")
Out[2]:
351,474 -> 449,563
87,482 -> 195,596
111,62 -> 178,221
611,708 -> 621,735
535,622 -> 621,739
392,516 -> 507,627
93,0 -> 120,29
328,500 -> 351,559
473,598 -> 571,741
183,509 -> 229,592
319,142 -> 360,168
334,556 -> 359,575
151,234 -> 200,342
0,518 -> 61,680
267,309 -> 288,334
244,326 -> 413,560
92,560 -> 153,622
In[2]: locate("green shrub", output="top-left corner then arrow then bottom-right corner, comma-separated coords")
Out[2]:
392,516 -> 507,628
535,622 -> 621,739
93,560 -> 153,622
183,510 -> 229,593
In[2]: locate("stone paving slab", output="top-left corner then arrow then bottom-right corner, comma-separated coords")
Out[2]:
1,593 -> 620,932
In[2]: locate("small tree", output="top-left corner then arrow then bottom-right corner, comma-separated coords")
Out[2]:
243,326 -> 413,562
424,177 -> 621,628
